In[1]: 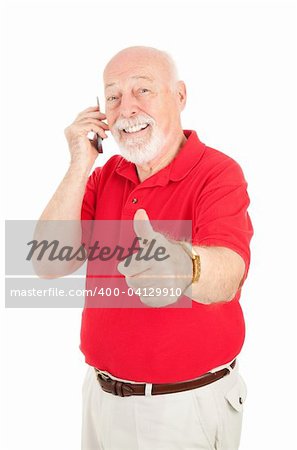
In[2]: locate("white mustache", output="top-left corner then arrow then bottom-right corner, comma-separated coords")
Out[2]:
114,114 -> 155,131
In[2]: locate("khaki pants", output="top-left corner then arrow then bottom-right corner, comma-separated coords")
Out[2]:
81,361 -> 247,450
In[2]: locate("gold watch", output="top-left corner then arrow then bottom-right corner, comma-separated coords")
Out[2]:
179,241 -> 201,283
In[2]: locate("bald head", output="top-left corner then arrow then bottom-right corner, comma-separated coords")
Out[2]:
103,46 -> 179,90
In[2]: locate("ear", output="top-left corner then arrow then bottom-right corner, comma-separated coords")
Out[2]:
177,80 -> 187,111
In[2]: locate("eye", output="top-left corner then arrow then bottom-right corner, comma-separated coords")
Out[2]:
138,88 -> 150,94
106,95 -> 118,102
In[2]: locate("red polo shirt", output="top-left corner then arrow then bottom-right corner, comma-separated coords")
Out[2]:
80,130 -> 253,383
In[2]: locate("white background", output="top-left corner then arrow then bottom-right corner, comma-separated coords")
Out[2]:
1,1 -> 297,449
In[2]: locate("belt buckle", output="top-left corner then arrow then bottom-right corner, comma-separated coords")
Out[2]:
100,372 -> 111,381
95,368 -> 111,382
94,368 -> 134,397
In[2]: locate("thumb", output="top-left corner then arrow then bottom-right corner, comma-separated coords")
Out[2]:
133,209 -> 156,244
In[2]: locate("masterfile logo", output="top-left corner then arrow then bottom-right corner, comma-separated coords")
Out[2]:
5,219 -> 193,309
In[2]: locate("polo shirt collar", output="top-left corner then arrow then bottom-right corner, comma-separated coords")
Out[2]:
115,130 -> 205,187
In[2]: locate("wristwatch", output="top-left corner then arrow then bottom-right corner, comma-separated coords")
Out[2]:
179,241 -> 201,283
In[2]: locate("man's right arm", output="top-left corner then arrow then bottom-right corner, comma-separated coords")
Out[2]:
33,105 -> 109,278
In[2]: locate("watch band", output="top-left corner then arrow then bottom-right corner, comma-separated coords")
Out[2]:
179,241 -> 201,283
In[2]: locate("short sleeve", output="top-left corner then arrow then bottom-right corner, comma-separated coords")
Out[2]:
81,167 -> 101,247
193,158 -> 253,282
81,167 -> 101,220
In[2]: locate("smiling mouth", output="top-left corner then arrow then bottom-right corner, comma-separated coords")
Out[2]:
122,124 -> 150,134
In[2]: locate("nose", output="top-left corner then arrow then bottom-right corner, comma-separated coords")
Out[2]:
119,93 -> 139,118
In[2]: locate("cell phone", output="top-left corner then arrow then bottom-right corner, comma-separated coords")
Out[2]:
96,96 -> 103,153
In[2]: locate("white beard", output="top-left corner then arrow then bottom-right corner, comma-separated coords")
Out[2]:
111,114 -> 166,165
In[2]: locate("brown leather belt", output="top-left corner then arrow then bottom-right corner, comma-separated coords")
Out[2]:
94,359 -> 236,397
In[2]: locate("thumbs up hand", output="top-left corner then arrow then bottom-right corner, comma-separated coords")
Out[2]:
117,209 -> 193,307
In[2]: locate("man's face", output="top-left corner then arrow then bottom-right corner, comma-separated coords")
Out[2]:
103,56 -> 184,165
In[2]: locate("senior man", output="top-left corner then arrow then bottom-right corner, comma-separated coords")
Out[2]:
39,46 -> 253,449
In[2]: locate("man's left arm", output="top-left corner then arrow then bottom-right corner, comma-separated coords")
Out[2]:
118,210 -> 248,307
183,245 -> 246,304
118,158 -> 253,307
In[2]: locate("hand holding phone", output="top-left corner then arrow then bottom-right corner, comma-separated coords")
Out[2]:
65,101 -> 108,167
85,96 -> 107,153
